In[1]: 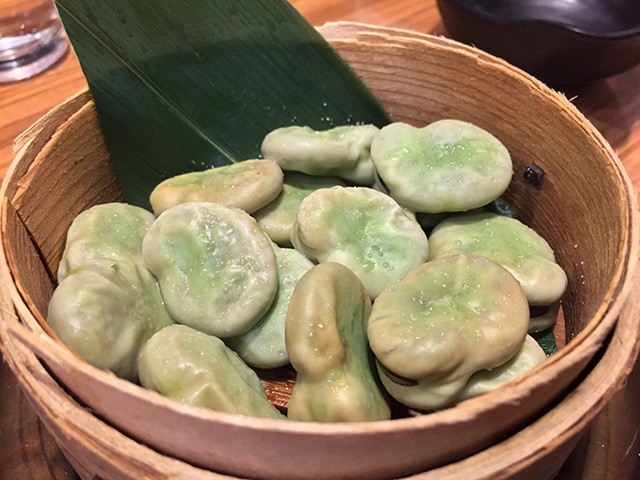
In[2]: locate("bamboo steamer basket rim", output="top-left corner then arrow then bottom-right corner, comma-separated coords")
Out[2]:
1,252 -> 638,480
1,21 -> 638,480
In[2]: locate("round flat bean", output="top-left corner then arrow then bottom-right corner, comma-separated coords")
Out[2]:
368,254 -> 529,410
253,172 -> 345,247
429,211 -> 568,306
261,125 -> 379,185
292,186 -> 429,298
48,259 -> 174,381
371,120 -> 513,213
57,202 -> 155,281
142,202 -> 278,337
149,159 -> 283,216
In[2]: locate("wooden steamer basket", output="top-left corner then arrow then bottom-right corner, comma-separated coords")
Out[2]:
0,23 -> 638,480
1,267 -> 637,480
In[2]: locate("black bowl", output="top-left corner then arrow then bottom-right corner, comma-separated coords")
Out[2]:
436,0 -> 640,90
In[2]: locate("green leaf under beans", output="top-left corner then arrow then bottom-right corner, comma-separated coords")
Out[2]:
532,329 -> 558,357
55,0 -> 391,209
485,197 -> 519,219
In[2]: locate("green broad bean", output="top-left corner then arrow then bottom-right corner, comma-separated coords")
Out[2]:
138,324 -> 284,419
57,202 -> 155,281
47,259 -> 174,381
370,120 -> 513,213
285,262 -> 390,422
457,334 -> 547,402
142,202 -> 278,338
149,159 -> 284,216
291,186 -> 429,298
261,124 -> 379,185
253,172 -> 346,247
368,254 -> 529,411
225,244 -> 314,369
428,211 -> 568,307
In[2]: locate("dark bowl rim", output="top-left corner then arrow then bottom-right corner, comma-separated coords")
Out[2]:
437,0 -> 640,40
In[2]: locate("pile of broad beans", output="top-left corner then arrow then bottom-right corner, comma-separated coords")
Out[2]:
48,120 -> 567,422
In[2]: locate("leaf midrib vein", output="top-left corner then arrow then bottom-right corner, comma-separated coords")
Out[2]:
57,2 -> 237,164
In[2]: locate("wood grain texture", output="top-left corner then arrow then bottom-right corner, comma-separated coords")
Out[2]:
0,347 -> 79,480
0,52 -> 86,176
0,1 -> 638,479
12,100 -> 122,273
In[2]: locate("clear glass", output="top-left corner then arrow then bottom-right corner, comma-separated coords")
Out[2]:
0,0 -> 68,83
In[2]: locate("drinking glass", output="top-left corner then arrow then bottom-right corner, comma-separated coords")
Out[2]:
0,0 -> 68,83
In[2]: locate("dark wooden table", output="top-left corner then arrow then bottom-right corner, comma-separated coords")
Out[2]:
1,1 -> 639,478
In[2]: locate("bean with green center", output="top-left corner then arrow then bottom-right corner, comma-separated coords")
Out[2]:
225,244 -> 314,369
368,254 -> 529,411
370,120 -> 513,213
47,259 -> 174,381
142,202 -> 278,338
428,211 -> 568,307
291,186 -> 429,298
253,172 -> 346,247
138,324 -> 284,419
57,203 -> 155,281
261,124 -> 379,185
149,159 -> 284,216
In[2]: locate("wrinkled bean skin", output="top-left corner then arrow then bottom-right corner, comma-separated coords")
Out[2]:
149,159 -> 284,216
371,120 -> 513,213
142,202 -> 278,338
457,334 -> 547,402
429,211 -> 568,307
48,259 -> 174,381
253,172 -> 345,247
262,125 -> 379,185
292,186 -> 429,298
369,254 -> 529,411
225,245 -> 314,369
57,202 -> 155,281
285,262 -> 390,422
138,325 -> 285,419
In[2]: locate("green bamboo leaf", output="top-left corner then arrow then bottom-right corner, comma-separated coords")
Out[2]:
532,329 -> 558,357
55,0 -> 391,209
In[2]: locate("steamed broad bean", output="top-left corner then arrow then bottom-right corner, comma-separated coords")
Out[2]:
285,262 -> 390,422
142,202 -> 278,338
149,159 -> 284,216
368,254 -> 529,411
291,186 -> 429,298
138,324 -> 284,419
225,244 -> 314,369
57,202 -> 155,281
370,120 -> 513,213
457,334 -> 547,402
252,172 -> 346,247
428,211 -> 568,309
528,302 -> 561,333
261,124 -> 379,185
48,258 -> 174,381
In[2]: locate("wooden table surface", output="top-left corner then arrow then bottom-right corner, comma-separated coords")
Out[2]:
0,1 -> 638,479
